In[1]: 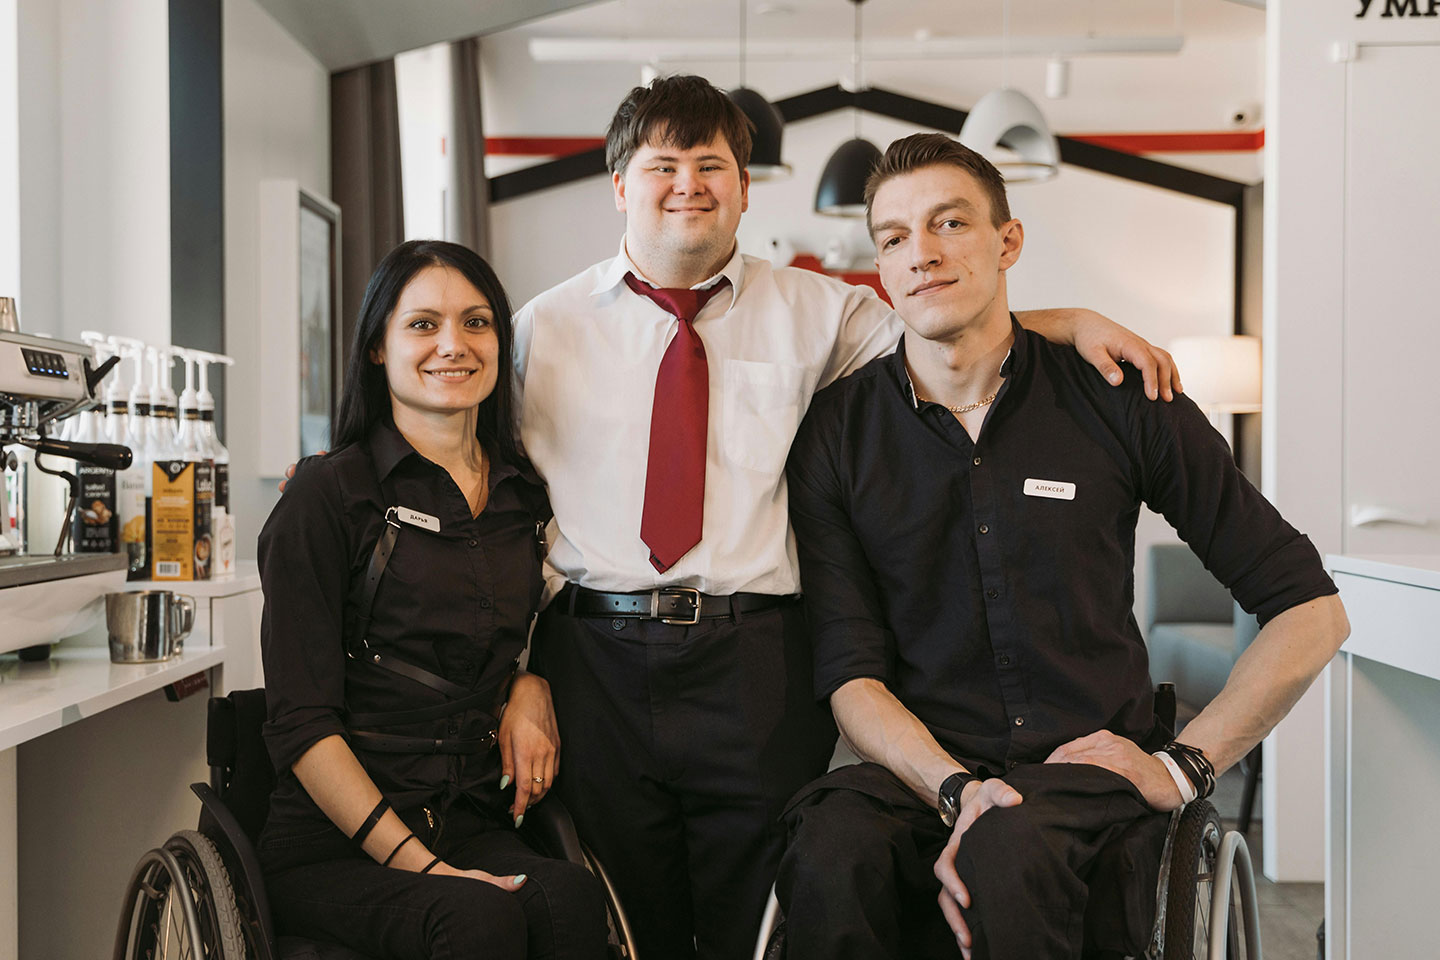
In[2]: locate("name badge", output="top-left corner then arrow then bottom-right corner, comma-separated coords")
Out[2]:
1023,478 -> 1076,501
394,506 -> 440,532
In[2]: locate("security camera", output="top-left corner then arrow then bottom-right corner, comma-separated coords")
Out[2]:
1227,103 -> 1261,128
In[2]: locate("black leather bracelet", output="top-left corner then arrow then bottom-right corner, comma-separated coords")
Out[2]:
420,856 -> 442,874
381,832 -> 416,867
1163,742 -> 1216,800
350,798 -> 392,848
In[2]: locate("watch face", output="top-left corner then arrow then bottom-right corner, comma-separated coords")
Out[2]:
939,795 -> 957,828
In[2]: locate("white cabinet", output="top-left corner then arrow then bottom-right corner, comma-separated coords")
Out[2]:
1325,555 -> 1440,960
1342,43 -> 1440,556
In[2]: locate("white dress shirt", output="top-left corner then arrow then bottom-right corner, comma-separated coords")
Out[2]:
514,237 -> 902,598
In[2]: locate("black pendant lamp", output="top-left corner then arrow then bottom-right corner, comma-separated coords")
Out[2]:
815,0 -> 879,217
728,0 -> 791,181
730,87 -> 791,180
815,138 -> 882,217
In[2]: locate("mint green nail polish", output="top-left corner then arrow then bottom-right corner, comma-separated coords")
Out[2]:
499,775 -> 510,790
513,874 -> 527,886
514,814 -> 525,829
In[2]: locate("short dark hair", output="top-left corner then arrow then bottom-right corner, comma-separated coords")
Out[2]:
605,74 -> 753,175
864,133 -> 1011,235
332,240 -> 521,465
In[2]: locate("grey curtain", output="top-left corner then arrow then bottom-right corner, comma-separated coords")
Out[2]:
446,36 -> 491,258
331,59 -> 405,366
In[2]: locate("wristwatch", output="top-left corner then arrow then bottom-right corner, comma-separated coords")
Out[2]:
938,770 -> 982,828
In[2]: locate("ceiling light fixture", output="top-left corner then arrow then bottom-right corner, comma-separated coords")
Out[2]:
814,0 -> 881,217
729,0 -> 792,181
958,0 -> 1060,183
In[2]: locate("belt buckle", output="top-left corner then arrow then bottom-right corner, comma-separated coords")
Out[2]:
655,587 -> 702,625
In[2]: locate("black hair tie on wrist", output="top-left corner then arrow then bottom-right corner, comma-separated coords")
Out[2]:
420,857 -> 443,874
381,832 -> 416,867
351,798 -> 392,848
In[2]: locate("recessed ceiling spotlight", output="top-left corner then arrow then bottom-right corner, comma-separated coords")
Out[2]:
914,27 -> 933,42
753,2 -> 795,15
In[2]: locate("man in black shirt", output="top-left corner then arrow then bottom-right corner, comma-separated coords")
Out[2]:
775,133 -> 1350,959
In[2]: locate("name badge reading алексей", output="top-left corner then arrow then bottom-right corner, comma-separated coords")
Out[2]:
1023,478 -> 1076,501
395,506 -> 440,532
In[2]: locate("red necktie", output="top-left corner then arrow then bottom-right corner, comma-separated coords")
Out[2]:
624,272 -> 731,573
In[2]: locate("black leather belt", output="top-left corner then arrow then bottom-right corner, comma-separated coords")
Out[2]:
556,583 -> 798,625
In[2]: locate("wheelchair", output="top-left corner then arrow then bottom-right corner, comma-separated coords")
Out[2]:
751,683 -> 1264,960
112,688 -> 636,960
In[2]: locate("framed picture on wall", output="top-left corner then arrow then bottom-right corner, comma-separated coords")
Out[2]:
298,191 -> 341,459
258,180 -> 343,477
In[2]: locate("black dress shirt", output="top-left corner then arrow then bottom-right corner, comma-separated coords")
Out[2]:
258,418 -> 548,837
786,318 -> 1337,774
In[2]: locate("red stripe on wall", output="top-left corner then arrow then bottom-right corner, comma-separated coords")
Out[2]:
486,136 -> 605,156
1067,131 -> 1265,153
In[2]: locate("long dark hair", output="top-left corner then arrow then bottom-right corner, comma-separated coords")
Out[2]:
332,240 -> 520,463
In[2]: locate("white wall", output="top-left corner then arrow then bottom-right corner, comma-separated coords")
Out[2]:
13,0 -> 169,345
0,0 -> 19,303
223,0 -> 331,561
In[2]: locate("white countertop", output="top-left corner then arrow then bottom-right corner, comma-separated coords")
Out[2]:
1327,554 -> 1440,682
125,562 -> 261,598
0,562 -> 261,752
1327,554 -> 1440,589
0,638 -> 227,752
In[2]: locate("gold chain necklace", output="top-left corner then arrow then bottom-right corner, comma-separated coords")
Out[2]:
917,392 -> 998,414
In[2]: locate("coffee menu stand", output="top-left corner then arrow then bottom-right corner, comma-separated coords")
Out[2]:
0,562 -> 262,960
1323,554 -> 1440,960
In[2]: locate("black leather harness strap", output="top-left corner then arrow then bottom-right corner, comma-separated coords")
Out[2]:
343,506 -> 517,758
349,730 -> 497,755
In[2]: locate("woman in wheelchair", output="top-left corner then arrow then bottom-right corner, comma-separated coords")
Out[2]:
256,240 -> 608,959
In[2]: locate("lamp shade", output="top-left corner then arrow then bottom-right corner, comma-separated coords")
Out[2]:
815,137 -> 882,217
729,87 -> 791,181
1167,335 -> 1262,413
958,87 -> 1060,183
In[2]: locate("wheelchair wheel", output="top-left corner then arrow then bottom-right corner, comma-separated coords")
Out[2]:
114,830 -> 247,960
581,839 -> 637,959
1161,801 -> 1244,960
752,885 -> 785,960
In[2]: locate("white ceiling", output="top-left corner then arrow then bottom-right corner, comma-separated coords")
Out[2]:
256,0 -> 1264,71
251,0 -> 599,70
508,0 -> 1265,42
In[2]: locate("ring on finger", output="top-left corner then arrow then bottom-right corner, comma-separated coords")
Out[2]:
531,776 -> 545,784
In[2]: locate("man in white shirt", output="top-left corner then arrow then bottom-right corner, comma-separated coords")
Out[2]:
516,75 -> 1181,960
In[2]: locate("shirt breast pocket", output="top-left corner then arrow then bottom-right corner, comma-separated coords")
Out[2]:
722,359 -> 806,474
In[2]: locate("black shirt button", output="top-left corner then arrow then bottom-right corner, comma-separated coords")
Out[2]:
998,654 -> 1011,666
1014,716 -> 1025,726
986,588 -> 999,599
468,539 -> 478,548
480,597 -> 493,609
973,457 -> 982,466
1008,760 -> 1019,770
978,524 -> 990,535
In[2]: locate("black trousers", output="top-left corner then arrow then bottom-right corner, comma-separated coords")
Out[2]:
777,762 -> 1169,960
261,799 -> 609,960
530,601 -> 837,960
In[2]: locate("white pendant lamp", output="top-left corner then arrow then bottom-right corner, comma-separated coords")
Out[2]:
958,87 -> 1060,182
958,0 -> 1060,183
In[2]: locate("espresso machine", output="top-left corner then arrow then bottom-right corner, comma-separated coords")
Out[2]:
1,296 -> 133,656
